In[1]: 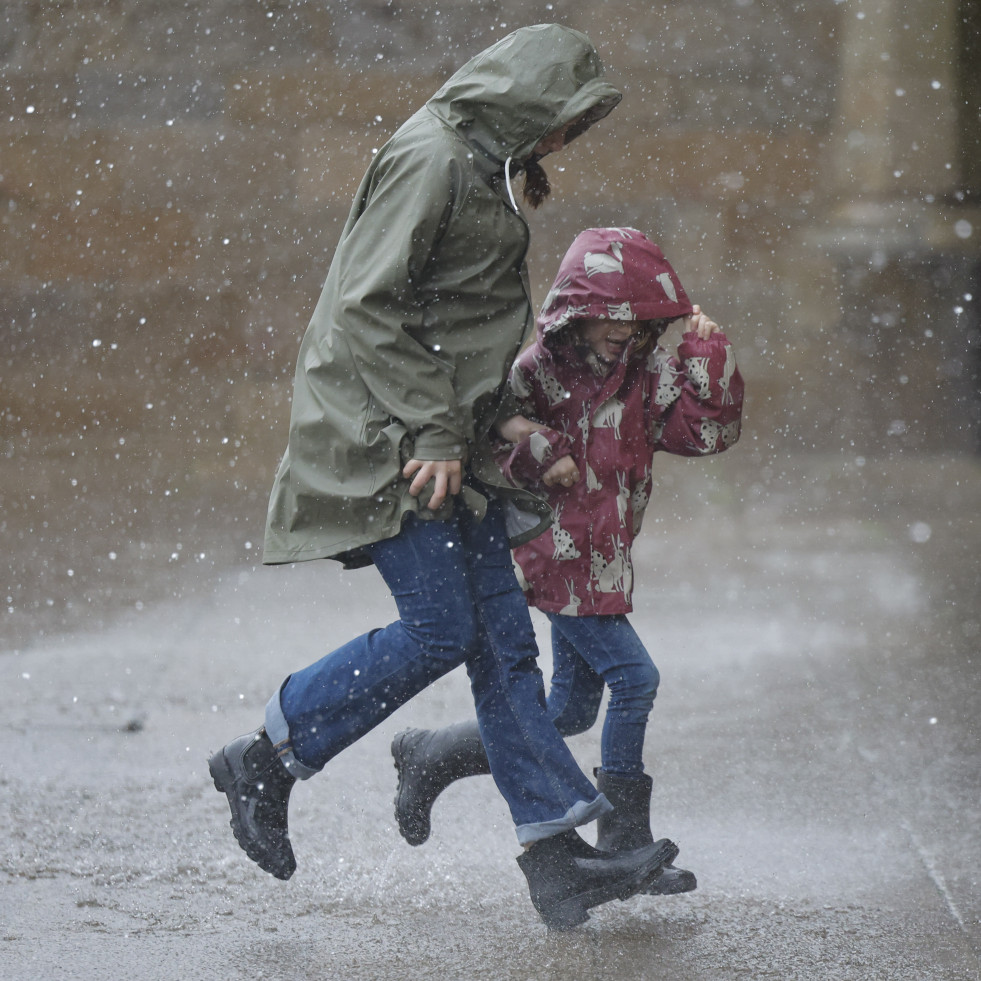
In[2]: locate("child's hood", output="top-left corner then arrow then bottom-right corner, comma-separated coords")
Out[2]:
537,227 -> 694,346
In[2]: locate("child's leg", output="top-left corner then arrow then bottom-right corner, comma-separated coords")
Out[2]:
546,625 -> 605,737
545,613 -> 659,775
544,613 -> 696,894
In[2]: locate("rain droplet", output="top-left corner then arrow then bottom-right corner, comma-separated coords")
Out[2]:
909,522 -> 931,543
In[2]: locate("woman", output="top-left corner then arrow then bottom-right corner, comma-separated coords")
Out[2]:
208,25 -> 677,930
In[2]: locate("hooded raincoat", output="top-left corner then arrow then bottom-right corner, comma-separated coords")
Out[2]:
498,228 -> 745,616
263,25 -> 621,567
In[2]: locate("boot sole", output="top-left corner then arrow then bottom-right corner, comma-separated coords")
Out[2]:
208,748 -> 295,881
390,731 -> 430,847
634,839 -> 682,893
542,838 -> 679,931
644,865 -> 697,896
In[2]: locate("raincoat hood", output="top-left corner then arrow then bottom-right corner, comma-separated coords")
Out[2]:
537,227 -> 694,345
426,23 -> 622,165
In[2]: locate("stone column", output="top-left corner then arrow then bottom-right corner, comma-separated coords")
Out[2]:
824,0 -> 980,454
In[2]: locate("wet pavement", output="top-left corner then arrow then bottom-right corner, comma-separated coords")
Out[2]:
1,451 -> 979,980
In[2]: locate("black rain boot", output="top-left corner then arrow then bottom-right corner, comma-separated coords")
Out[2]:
595,770 -> 697,896
391,721 -> 491,846
208,727 -> 297,880
516,830 -> 679,930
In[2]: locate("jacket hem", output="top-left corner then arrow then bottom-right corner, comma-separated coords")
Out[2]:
529,599 -> 635,616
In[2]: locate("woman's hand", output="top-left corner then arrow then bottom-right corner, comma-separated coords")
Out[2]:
542,455 -> 580,489
402,458 -> 463,510
688,303 -> 721,340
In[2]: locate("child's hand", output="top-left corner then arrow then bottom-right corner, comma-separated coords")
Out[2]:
542,455 -> 580,489
688,304 -> 721,340
496,414 -> 545,443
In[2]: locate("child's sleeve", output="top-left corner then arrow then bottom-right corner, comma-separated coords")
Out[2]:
650,331 -> 745,455
497,427 -> 575,488
493,354 -> 575,487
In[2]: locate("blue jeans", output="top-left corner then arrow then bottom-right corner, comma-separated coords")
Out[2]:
264,499 -> 610,844
545,613 -> 659,776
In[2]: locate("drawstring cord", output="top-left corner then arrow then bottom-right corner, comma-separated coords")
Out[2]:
504,156 -> 518,212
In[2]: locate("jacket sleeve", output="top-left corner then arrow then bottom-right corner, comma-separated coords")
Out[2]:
329,143 -> 471,461
493,352 -> 574,487
650,331 -> 744,455
497,428 -> 575,488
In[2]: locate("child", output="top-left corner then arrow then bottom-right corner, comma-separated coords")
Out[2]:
391,228 -> 744,894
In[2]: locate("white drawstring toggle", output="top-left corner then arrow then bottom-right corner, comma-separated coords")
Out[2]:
504,156 -> 518,212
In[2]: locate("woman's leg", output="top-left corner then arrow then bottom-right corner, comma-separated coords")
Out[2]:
454,501 -> 610,844
545,613 -> 659,776
390,629 -> 604,847
267,509 -> 482,775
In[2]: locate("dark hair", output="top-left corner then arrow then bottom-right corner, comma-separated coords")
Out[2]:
522,159 -> 551,208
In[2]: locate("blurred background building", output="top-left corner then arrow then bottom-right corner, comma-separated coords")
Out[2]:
2,0 -> 979,642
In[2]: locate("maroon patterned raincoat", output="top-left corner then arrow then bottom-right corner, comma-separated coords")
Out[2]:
498,228 -> 744,616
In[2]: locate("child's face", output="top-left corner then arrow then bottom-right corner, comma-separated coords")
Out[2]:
576,318 -> 671,365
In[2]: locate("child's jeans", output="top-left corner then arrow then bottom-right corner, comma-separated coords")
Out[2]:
264,498 -> 610,845
545,613 -> 660,776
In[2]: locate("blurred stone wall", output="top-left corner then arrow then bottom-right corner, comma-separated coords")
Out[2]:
3,0 -> 980,643
2,0 -> 979,457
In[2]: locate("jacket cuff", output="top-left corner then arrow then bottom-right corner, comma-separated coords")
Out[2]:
502,428 -> 574,486
677,329 -> 732,359
410,424 -> 468,461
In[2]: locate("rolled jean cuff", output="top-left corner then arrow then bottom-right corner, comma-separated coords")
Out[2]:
264,684 -> 320,781
514,792 -> 613,847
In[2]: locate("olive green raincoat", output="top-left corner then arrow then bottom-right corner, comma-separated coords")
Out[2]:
263,24 -> 622,566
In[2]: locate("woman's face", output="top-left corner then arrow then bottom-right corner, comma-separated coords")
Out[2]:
533,120 -> 577,157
